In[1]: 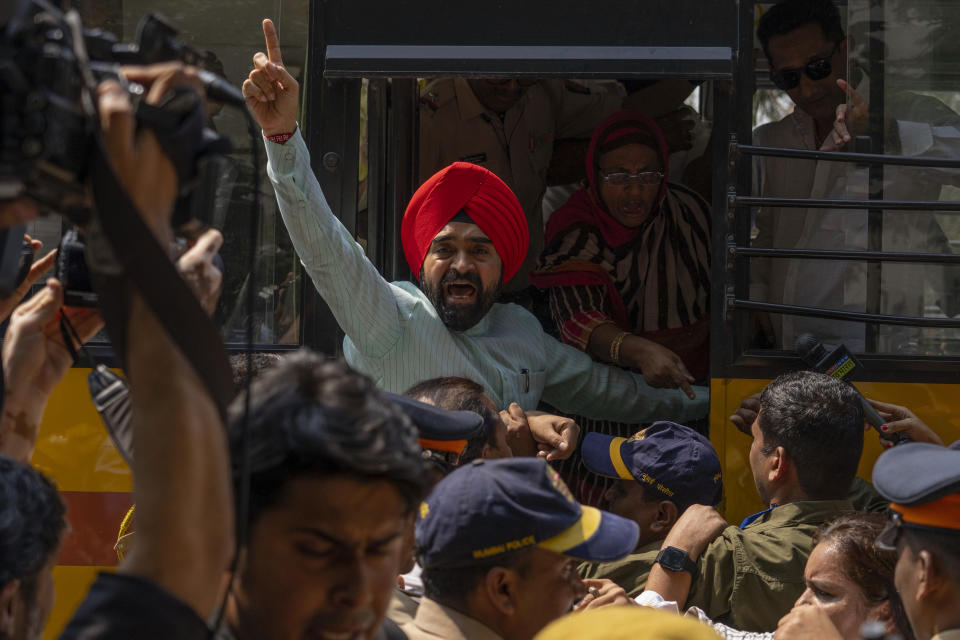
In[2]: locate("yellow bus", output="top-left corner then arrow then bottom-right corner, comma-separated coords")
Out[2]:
30,1 -> 960,635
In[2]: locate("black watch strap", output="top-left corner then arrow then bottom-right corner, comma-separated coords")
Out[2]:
654,546 -> 698,576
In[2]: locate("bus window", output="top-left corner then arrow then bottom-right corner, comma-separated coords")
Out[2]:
744,0 -> 960,356
29,0 -> 309,349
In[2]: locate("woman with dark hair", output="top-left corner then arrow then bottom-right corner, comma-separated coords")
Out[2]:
529,111 -> 710,505
638,512 -> 915,640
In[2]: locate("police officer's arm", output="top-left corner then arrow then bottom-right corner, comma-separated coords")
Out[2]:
99,67 -> 235,620
644,505 -> 729,612
244,20 -> 405,358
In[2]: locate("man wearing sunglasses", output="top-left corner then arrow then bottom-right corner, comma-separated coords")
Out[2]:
750,0 -> 960,353
873,441 -> 960,640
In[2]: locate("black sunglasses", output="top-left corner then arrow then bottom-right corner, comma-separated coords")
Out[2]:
769,45 -> 839,91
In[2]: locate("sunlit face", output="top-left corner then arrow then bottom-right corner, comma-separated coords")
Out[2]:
421,222 -> 503,332
893,539 -> 922,637
230,474 -> 412,640
749,417 -> 774,506
506,549 -> 587,640
597,143 -> 662,229
603,481 -> 662,549
792,542 -> 888,639
766,22 -> 847,125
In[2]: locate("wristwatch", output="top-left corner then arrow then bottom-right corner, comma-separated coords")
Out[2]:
654,546 -> 698,576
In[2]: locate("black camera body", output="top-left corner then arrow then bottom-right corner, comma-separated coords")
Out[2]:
0,0 -> 236,303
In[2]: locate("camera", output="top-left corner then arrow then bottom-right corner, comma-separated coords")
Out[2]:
0,0 -> 236,299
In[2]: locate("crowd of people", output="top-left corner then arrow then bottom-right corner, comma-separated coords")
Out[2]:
1,0 -> 960,639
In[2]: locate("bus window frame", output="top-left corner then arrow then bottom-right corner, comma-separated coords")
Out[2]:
722,0 -> 960,384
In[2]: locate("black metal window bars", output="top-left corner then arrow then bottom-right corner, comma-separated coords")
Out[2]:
726,142 -> 960,331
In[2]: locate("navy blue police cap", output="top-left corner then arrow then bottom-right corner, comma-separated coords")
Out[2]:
581,422 -> 722,509
386,392 -> 484,443
416,457 -> 639,569
873,442 -> 960,537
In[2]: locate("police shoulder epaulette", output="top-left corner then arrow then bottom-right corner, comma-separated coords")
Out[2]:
419,92 -> 440,112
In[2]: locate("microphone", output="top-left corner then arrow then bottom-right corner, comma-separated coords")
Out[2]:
795,334 -> 907,444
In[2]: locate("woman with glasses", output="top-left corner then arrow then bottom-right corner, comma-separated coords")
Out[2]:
529,111 -> 710,505
640,513 -> 916,640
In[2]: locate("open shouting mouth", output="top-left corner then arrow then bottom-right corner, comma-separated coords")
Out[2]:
444,280 -> 478,303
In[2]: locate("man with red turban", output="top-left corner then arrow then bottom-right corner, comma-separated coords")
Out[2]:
242,27 -> 707,424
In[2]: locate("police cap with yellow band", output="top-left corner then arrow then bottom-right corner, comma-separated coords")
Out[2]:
872,441 -> 960,543
415,458 -> 639,569
581,421 -> 723,510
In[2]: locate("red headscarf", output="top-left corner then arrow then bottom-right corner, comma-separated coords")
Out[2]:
402,162 -> 529,282
543,110 -> 670,247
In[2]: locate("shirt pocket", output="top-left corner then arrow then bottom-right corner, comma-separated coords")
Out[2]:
500,367 -> 547,408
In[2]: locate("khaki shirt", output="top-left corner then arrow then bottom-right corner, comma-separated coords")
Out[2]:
579,539 -> 661,598
847,476 -> 888,513
419,78 -> 624,289
933,630 -> 960,640
387,588 -> 420,627
685,499 -> 855,633
403,598 -> 503,640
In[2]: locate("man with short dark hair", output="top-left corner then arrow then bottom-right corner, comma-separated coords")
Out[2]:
406,458 -> 638,640
0,457 -> 65,640
406,376 -> 513,464
577,422 -> 722,597
873,442 -> 960,640
643,371 -> 863,631
242,20 -> 707,422
220,353 -> 431,640
751,0 -> 960,351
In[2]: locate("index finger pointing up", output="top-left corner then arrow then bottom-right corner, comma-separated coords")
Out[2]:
837,78 -> 865,105
262,19 -> 283,64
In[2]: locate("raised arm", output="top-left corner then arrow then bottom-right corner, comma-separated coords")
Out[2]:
0,280 -> 102,462
97,66 -> 233,620
244,19 -> 404,357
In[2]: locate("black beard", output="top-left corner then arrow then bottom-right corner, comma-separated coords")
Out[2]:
422,268 -> 500,332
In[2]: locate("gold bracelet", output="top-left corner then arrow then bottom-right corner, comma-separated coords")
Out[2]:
609,332 -> 629,365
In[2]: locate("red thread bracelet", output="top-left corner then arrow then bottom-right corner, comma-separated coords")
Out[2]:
266,131 -> 294,144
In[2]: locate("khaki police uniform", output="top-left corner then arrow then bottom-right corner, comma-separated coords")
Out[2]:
578,539 -> 661,598
387,588 -> 420,626
846,476 -> 888,513
419,78 -> 625,290
685,499 -> 854,633
403,597 -> 504,640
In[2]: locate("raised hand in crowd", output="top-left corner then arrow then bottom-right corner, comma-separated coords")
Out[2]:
644,504 -> 728,608
59,64 -> 233,637
574,579 -> 633,611
0,235 -> 57,323
499,402 -> 581,460
177,228 -> 224,316
819,79 -> 869,152
867,398 -> 944,447
0,279 -> 103,462
729,392 -> 761,435
242,19 -> 299,136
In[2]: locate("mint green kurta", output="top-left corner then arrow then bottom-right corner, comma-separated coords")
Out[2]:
264,131 -> 707,422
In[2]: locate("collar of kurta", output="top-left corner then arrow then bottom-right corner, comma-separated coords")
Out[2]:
410,597 -> 504,640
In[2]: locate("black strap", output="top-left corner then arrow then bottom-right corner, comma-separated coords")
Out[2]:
87,136 -> 234,421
